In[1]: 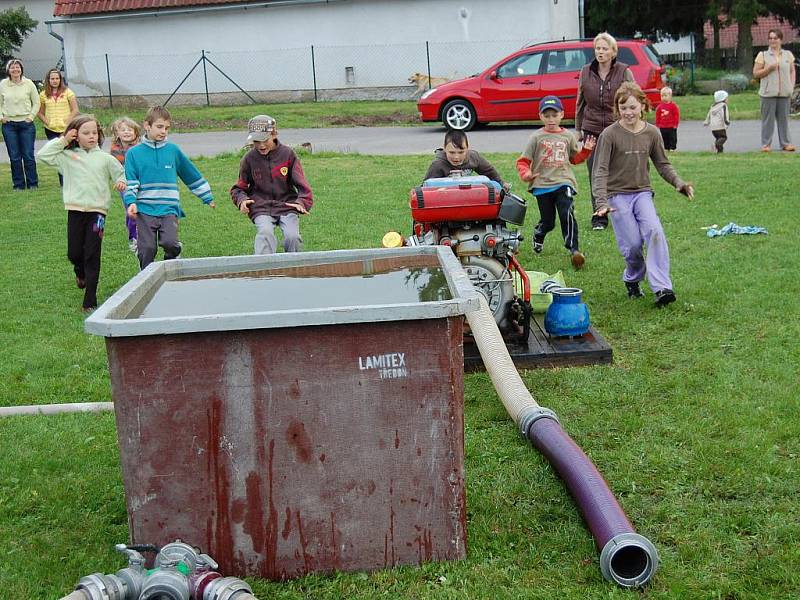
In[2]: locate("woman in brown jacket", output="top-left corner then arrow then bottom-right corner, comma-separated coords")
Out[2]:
575,32 -> 634,230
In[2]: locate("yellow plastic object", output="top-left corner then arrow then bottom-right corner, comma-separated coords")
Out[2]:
382,231 -> 404,248
515,270 -> 566,313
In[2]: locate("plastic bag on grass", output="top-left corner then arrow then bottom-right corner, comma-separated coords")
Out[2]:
516,270 -> 566,313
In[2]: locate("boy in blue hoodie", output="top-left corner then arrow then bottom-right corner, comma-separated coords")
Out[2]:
124,106 -> 215,269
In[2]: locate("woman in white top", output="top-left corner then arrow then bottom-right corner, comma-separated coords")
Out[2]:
752,28 -> 796,152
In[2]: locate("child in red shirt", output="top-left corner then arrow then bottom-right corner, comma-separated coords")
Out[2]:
655,87 -> 680,151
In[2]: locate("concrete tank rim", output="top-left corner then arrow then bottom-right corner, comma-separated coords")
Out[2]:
84,247 -> 480,337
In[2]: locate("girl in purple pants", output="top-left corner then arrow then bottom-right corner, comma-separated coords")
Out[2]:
109,117 -> 142,253
591,82 -> 694,307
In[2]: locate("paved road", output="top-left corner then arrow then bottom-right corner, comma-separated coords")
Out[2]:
3,120 -> 799,162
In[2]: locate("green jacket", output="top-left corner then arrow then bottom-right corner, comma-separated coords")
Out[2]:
0,77 -> 40,121
38,137 -> 125,215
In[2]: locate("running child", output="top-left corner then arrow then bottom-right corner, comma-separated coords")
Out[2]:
591,82 -> 694,307
124,106 -> 215,269
516,95 -> 594,270
230,115 -> 313,254
704,90 -> 730,153
109,116 -> 142,252
37,114 -> 126,311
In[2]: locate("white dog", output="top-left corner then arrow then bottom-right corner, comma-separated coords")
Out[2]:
409,72 -> 450,94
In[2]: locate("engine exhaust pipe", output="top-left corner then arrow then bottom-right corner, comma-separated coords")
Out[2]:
465,295 -> 659,587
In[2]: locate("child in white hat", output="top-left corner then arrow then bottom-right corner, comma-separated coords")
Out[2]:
704,90 -> 730,153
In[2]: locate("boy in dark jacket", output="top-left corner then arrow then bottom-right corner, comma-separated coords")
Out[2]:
230,115 -> 314,254
423,130 -> 507,189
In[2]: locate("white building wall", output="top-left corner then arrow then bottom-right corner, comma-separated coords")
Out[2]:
0,0 -> 62,80
46,0 -> 579,96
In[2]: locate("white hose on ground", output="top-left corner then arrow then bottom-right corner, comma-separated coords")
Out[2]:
0,402 -> 114,417
59,591 -> 90,600
465,295 -> 557,434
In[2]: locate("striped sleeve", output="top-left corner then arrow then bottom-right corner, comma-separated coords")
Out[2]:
176,149 -> 213,204
124,152 -> 140,205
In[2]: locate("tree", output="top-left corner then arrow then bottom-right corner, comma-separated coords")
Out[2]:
0,7 -> 37,66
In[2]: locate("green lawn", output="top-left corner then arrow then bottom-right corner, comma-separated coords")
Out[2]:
1,150 -> 799,599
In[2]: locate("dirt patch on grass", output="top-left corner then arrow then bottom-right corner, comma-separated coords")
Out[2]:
322,112 -> 419,126
170,111 -> 419,130
172,118 -> 249,130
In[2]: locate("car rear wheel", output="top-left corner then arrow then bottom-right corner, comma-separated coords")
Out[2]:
442,99 -> 477,131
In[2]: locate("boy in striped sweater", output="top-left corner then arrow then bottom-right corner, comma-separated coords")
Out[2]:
124,106 -> 215,269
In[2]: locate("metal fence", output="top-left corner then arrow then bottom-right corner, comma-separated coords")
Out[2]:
39,38 -> 534,106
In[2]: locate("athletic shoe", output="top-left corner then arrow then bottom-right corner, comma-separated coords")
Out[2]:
175,241 -> 183,259
76,276 -> 86,289
655,289 -> 676,307
533,240 -> 543,254
783,144 -> 796,152
128,239 -> 138,253
570,250 -> 585,270
626,281 -> 644,299
591,221 -> 607,231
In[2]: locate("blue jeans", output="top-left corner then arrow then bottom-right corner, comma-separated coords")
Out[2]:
2,120 -> 38,189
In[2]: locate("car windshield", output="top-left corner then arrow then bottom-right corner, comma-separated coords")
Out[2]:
497,52 -> 543,78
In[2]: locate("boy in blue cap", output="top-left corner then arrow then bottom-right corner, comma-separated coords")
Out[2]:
516,95 -> 595,269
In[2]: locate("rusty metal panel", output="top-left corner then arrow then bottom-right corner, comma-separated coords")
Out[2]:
107,316 -> 466,580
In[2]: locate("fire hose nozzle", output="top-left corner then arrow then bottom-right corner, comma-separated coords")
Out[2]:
203,576 -> 257,600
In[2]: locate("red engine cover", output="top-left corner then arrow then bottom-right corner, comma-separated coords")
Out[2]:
410,183 -> 500,223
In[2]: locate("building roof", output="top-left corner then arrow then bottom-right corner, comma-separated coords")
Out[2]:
53,0 -> 257,17
704,15 -> 799,49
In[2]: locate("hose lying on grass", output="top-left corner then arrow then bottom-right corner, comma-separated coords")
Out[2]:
0,402 -> 113,417
465,295 -> 659,587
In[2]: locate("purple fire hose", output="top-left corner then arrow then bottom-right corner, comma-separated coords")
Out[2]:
465,297 -> 659,587
523,410 -> 659,587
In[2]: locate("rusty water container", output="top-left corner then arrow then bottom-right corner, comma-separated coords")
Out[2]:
85,247 -> 479,581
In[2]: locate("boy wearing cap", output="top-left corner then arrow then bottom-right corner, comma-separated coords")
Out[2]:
704,90 -> 730,153
230,115 -> 313,254
516,95 -> 595,270
124,106 -> 215,269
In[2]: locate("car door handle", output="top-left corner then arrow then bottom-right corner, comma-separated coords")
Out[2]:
521,80 -> 536,85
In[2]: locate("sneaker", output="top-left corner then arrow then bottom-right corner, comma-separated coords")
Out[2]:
174,241 -> 183,259
761,145 -> 771,152
82,306 -> 96,314
532,240 -> 543,254
625,281 -> 645,299
76,276 -> 86,289
128,238 -> 138,253
782,144 -> 796,152
591,221 -> 607,231
570,250 -> 585,270
655,289 -> 676,307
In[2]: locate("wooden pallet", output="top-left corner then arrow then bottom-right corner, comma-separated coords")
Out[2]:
464,314 -> 612,372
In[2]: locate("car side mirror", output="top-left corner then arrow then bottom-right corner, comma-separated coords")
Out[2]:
490,70 -> 499,80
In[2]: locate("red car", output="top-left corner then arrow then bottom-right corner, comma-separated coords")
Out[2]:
417,39 -> 665,131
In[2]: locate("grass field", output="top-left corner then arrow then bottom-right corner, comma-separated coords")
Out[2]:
6,89 -> 781,143
0,149 -> 799,599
